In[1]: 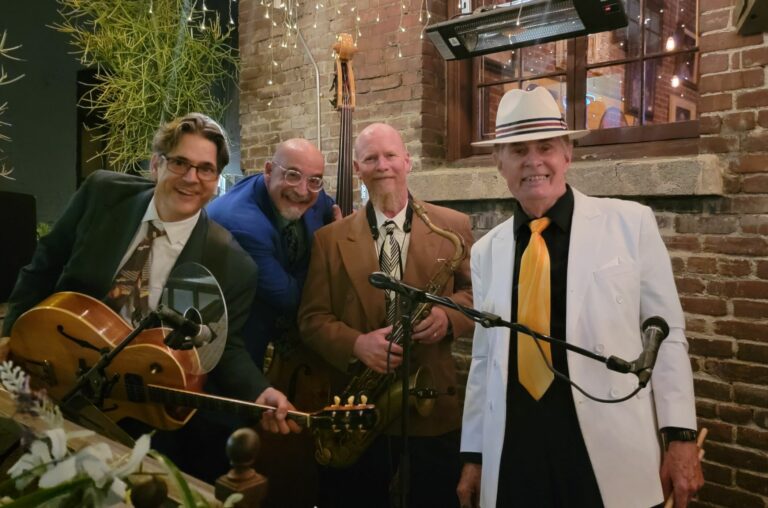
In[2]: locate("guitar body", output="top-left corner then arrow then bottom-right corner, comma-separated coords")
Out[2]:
9,291 -> 204,431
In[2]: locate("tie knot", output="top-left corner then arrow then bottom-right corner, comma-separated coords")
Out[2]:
147,221 -> 166,241
529,217 -> 550,235
383,221 -> 396,236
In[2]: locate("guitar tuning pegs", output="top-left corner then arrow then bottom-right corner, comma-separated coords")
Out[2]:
360,394 -> 368,405
334,395 -> 341,406
346,395 -> 355,407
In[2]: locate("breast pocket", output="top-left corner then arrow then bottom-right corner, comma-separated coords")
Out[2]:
591,259 -> 640,326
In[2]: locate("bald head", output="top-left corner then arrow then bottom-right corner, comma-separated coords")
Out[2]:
353,123 -> 411,215
265,138 -> 325,220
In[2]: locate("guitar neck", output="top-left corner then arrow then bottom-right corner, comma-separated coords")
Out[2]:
142,384 -> 313,427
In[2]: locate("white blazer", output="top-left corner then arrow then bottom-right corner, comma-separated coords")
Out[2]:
460,189 -> 697,508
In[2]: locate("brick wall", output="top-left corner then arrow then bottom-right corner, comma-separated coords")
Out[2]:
240,0 -> 768,505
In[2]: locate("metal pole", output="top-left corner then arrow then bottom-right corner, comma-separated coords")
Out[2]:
296,27 -> 322,151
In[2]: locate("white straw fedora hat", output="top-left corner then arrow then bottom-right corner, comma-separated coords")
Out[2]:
472,87 -> 590,146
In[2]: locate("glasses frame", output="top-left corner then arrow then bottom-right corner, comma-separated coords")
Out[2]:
272,162 -> 325,193
161,154 -> 220,182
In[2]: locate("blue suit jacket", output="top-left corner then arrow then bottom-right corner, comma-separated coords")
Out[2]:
207,173 -> 335,365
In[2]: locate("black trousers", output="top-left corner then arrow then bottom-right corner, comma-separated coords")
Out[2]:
318,430 -> 462,508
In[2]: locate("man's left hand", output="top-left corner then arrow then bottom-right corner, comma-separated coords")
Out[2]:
660,441 -> 704,507
331,204 -> 343,222
256,387 -> 302,435
412,307 -> 450,344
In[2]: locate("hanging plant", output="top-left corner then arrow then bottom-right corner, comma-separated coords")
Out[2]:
53,0 -> 238,172
0,30 -> 25,180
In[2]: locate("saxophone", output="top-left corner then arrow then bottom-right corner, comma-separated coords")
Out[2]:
314,201 -> 467,468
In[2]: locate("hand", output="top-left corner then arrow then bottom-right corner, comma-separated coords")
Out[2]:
456,463 -> 481,508
331,204 -> 343,222
352,326 -> 402,373
0,337 -> 9,363
412,307 -> 450,344
660,441 -> 704,507
255,387 -> 302,435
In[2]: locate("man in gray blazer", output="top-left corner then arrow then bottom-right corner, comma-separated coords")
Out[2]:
2,113 -> 298,481
458,88 -> 703,508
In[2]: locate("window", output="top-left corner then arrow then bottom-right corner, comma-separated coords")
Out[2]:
446,0 -> 699,160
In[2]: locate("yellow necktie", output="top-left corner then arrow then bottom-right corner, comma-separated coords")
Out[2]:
518,217 -> 553,400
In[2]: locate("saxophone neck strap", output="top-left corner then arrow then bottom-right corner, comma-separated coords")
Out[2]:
366,194 -> 414,240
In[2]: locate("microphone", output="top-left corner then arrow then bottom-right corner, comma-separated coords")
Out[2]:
155,305 -> 215,349
633,316 -> 670,388
368,272 -> 425,300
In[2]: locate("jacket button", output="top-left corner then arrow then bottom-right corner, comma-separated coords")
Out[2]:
616,295 -> 624,304
489,400 -> 494,411
609,387 -> 621,398
594,344 -> 605,354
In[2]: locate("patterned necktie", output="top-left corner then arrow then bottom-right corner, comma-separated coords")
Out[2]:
284,221 -> 300,265
105,222 -> 166,326
517,217 -> 553,400
379,221 -> 401,326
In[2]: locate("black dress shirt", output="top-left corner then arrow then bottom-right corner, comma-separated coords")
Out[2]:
495,186 -> 604,507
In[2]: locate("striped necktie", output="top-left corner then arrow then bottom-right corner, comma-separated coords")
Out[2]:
517,217 -> 553,400
379,221 -> 401,326
105,222 -> 166,326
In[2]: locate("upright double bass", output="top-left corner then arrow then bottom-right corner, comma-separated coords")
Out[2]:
331,33 -> 357,216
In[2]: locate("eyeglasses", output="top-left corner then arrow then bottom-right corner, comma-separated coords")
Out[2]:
273,162 -> 324,192
161,155 -> 220,182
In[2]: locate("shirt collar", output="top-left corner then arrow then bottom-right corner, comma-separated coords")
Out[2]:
374,203 -> 408,233
143,197 -> 200,245
513,185 -> 574,238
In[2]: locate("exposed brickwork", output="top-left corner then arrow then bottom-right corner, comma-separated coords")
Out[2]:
239,1 -> 768,506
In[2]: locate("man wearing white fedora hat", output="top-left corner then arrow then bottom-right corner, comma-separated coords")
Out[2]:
457,87 -> 702,508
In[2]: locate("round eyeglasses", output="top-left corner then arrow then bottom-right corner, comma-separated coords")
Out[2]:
162,155 -> 220,182
273,162 -> 324,192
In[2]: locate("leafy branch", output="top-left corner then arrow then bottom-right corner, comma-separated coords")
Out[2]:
52,0 -> 238,172
0,30 -> 24,180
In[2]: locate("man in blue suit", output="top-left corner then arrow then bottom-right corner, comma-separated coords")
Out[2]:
207,138 -> 338,370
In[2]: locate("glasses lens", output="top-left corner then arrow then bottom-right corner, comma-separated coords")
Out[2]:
166,157 -> 189,175
307,177 -> 324,191
283,169 -> 303,185
197,166 -> 219,181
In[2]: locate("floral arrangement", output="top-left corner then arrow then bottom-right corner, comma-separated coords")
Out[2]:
0,361 -> 242,507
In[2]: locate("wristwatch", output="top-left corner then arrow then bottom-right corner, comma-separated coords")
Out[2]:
661,427 -> 698,449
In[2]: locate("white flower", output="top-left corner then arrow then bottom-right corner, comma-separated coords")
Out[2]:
113,433 -> 151,478
38,455 -> 77,488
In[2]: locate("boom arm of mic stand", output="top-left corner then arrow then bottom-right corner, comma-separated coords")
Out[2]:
418,291 -> 633,372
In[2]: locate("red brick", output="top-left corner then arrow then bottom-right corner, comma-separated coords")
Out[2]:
742,46 -> 768,68
701,9 -> 732,33
700,53 -> 729,74
681,296 -> 728,317
718,259 -> 752,277
718,404 -> 755,425
759,260 -> 768,279
727,195 -> 768,214
671,256 -> 685,272
732,51 -> 742,70
700,135 -> 738,154
705,359 -> 768,384
733,299 -> 768,319
688,256 -> 718,274
687,317 -> 709,334
676,216 -> 739,234
699,93 -> 732,113
737,342 -> 768,363
699,68 -> 764,94
694,377 -> 732,401
703,236 -> 768,256
735,383 -> 768,409
663,234 -> 702,251
689,335 -> 733,357
723,174 -> 742,193
742,174 -> 768,193
699,114 -> 721,135
759,110 -> 768,128
701,0 -> 735,9
742,130 -> 768,152
698,418 -> 736,445
730,154 -> 768,174
723,111 -> 756,131
717,321 -> 768,342
758,410 -> 768,429
700,32 -> 765,53
697,482 -> 765,508
676,277 -> 707,294
736,89 -> 768,108
713,280 -> 768,299
697,399 -> 718,418
701,460 -> 733,486
737,427 -> 768,451
736,471 -> 768,496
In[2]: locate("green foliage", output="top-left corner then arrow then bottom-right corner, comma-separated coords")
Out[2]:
53,0 -> 238,172
0,30 -> 24,180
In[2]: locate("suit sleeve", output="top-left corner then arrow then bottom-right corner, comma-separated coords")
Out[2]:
638,207 -> 697,430
207,239 -> 270,401
3,174 -> 97,336
298,230 -> 362,372
460,240 -> 491,456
